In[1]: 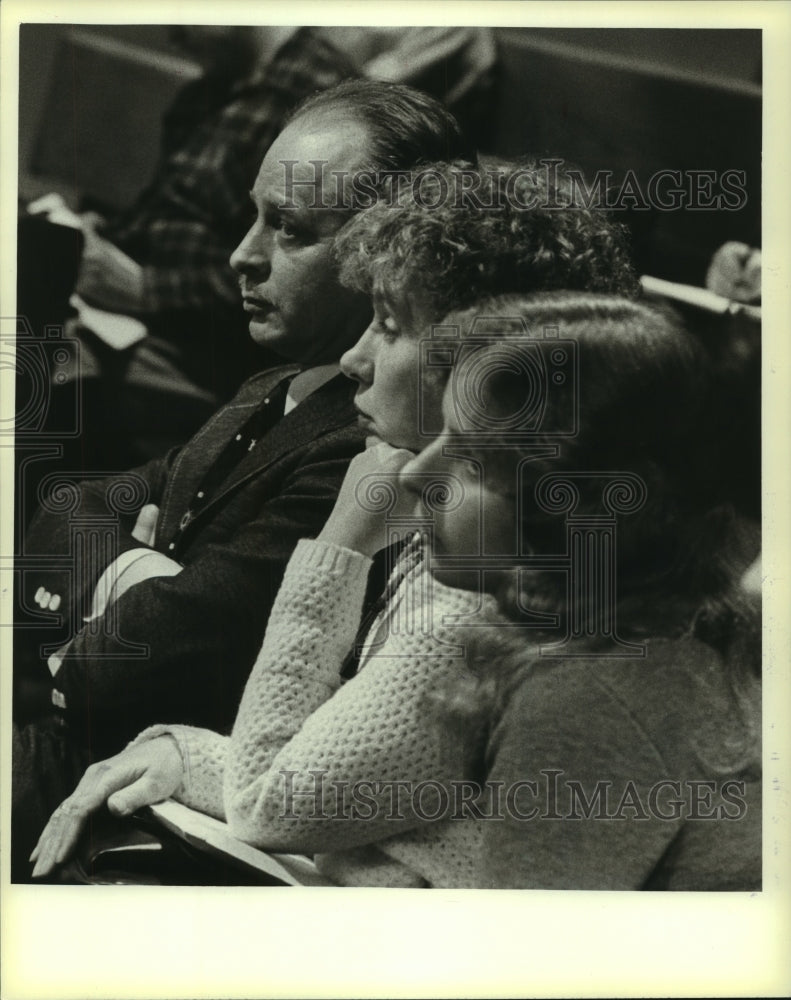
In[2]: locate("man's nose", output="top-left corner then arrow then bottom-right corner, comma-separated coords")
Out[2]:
230,222 -> 272,280
340,326 -> 376,384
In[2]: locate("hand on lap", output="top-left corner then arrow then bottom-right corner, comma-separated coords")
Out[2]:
30,736 -> 185,878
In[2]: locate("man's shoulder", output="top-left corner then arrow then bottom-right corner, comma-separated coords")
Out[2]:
235,366 -> 354,408
211,367 -> 360,454
236,364 -> 300,395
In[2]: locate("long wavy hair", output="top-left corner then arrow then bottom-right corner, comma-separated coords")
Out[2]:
434,293 -> 760,768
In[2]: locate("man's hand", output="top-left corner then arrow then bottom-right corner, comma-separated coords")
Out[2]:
317,442 -> 417,556
30,736 -> 185,879
27,192 -> 84,229
76,218 -> 146,314
34,586 -> 61,612
131,503 -> 161,546
706,241 -> 761,303
32,505 -> 161,616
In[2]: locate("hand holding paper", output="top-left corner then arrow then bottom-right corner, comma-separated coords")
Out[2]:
76,217 -> 146,314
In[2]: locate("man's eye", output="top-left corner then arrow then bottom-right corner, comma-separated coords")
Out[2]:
278,218 -> 299,238
266,211 -> 302,240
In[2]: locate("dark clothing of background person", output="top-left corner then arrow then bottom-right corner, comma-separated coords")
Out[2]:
15,368 -> 365,745
12,368 -> 367,880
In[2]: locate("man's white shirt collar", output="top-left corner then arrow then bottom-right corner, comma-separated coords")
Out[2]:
285,364 -> 341,414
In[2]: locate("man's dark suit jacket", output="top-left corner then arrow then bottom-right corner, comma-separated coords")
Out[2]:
20,367 -> 366,749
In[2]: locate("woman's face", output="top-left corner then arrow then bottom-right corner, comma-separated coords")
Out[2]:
339,292 -> 445,451
398,380 -> 520,592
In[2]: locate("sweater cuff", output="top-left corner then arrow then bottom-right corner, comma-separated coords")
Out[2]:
288,538 -> 372,585
127,723 -> 191,790
128,724 -> 228,818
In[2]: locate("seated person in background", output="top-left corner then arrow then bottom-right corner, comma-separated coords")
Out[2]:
12,83 -> 474,881
706,241 -> 761,303
705,240 -> 762,603
27,162 -> 643,887
20,26 -> 357,467
326,26 -> 496,148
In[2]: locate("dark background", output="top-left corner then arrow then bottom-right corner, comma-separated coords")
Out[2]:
19,25 -> 761,285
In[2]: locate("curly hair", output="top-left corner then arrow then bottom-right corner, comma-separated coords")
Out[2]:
335,160 -> 640,319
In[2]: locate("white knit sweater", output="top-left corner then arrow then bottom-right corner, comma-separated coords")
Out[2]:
135,538 -> 499,887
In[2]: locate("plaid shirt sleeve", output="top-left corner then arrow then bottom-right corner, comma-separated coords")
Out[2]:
107,29 -> 357,314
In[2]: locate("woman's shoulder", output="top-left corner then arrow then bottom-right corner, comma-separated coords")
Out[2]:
495,631 -> 741,699
492,633 -> 759,777
583,634 -> 756,724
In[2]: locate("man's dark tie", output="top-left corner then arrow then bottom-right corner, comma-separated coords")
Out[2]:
165,375 -> 294,554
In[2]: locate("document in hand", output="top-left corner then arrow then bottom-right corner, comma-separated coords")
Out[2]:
69,293 -> 147,350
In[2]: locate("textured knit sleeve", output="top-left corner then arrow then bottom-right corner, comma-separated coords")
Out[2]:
223,542 -> 487,853
127,536 -> 372,818
129,724 -> 230,819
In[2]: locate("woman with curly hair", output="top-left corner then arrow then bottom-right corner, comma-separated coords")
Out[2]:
30,162 -> 660,888
332,157 -> 639,452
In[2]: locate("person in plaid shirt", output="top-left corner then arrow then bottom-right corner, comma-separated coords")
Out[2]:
96,28 -> 355,330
